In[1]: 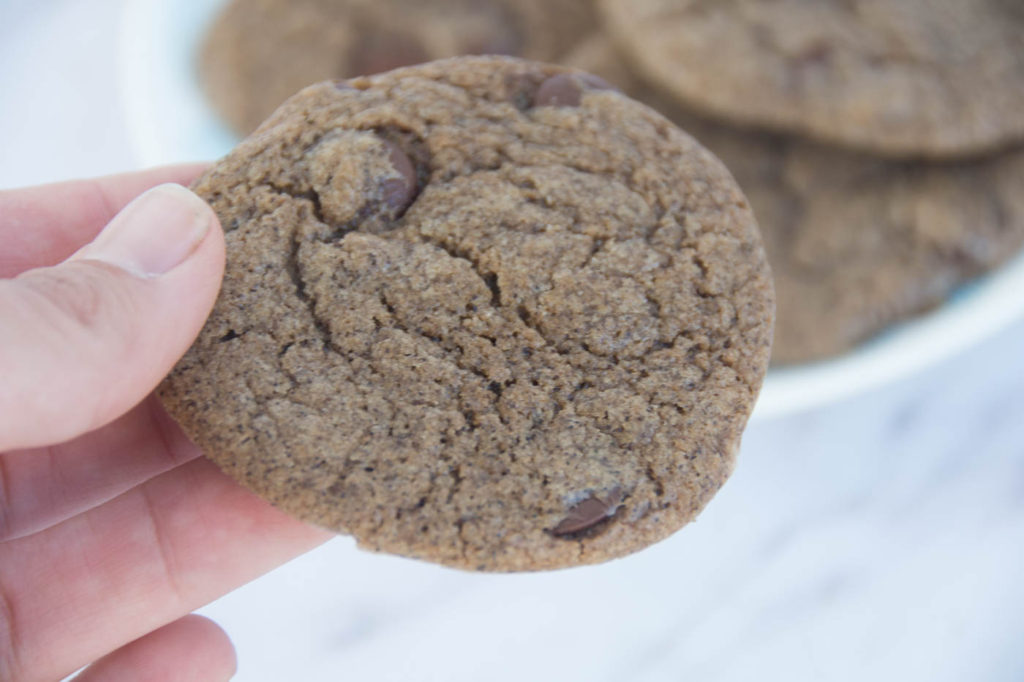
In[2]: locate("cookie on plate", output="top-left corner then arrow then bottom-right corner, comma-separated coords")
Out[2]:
598,0 -> 1024,158
201,0 -> 599,135
568,38 -> 1024,364
160,56 -> 774,571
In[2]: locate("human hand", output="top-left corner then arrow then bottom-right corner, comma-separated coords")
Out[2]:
0,167 -> 331,681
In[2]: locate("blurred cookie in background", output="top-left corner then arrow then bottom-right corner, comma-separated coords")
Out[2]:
598,0 -> 1024,158
200,0 -> 598,135
568,38 -> 1024,365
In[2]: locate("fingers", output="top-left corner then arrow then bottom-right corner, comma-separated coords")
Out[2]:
72,615 -> 236,682
0,164 -> 209,278
0,397 -> 199,542
0,457 -> 331,682
0,184 -> 225,451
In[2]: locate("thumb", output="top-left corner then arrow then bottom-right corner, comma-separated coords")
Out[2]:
0,183 -> 225,451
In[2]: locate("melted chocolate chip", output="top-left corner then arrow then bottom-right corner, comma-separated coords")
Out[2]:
533,73 -> 615,108
380,140 -> 418,215
551,487 -> 624,536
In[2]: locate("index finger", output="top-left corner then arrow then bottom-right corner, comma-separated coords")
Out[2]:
0,164 -> 209,278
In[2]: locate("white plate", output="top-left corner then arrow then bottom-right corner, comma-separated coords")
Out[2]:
118,0 -> 1024,421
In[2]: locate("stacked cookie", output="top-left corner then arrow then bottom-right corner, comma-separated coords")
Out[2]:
200,0 -> 598,134
584,0 -> 1024,364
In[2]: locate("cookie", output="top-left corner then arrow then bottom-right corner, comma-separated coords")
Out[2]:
568,38 -> 1024,364
200,0 -> 599,135
160,57 -> 774,571
598,0 -> 1024,158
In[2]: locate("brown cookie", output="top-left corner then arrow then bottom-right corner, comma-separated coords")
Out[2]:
160,57 -> 774,571
200,0 -> 599,135
568,38 -> 1024,364
598,0 -> 1024,158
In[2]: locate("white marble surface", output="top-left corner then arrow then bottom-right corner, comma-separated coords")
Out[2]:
4,2 -> 1024,680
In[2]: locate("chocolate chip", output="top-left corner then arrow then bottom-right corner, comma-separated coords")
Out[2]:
380,140 -> 418,215
533,73 -> 615,108
551,487 -> 624,536
348,32 -> 430,77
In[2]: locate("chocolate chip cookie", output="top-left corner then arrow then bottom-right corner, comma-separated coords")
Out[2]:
599,0 -> 1024,158
569,38 -> 1024,364
201,0 -> 599,135
160,57 -> 774,571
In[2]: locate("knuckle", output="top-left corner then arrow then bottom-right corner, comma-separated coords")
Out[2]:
14,262 -> 140,349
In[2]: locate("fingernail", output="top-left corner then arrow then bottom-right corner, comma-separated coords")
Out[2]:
78,184 -> 213,278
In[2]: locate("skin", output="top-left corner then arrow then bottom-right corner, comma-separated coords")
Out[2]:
0,166 -> 332,681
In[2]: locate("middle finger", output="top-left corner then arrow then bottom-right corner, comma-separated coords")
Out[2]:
0,456 -> 330,682
0,396 -> 199,542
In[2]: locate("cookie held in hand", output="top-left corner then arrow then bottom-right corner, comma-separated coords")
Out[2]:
160,57 -> 774,571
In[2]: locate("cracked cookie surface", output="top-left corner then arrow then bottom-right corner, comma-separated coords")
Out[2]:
159,56 -> 773,571
201,0 -> 599,135
599,0 -> 1024,158
569,38 -> 1024,365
